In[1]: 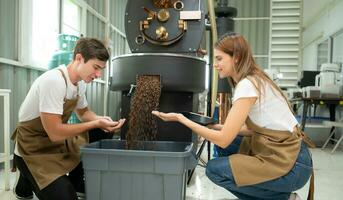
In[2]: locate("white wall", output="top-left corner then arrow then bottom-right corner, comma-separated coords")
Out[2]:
301,0 -> 343,142
302,0 -> 343,70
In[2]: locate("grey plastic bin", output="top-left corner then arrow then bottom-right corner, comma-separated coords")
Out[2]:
80,139 -> 197,200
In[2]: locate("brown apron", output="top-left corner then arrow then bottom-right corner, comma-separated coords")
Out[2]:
229,117 -> 315,200
11,69 -> 87,189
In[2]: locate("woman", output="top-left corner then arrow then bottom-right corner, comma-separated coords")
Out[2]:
152,33 -> 314,200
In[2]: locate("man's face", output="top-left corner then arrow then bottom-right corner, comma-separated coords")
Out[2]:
75,54 -> 107,83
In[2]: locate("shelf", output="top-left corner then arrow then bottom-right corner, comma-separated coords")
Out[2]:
278,83 -> 298,88
272,20 -> 300,24
279,77 -> 299,80
272,13 -> 300,17
272,27 -> 300,31
273,0 -> 300,2
271,41 -> 299,45
271,63 -> 299,66
272,6 -> 300,10
272,48 -> 299,52
279,69 -> 299,73
272,35 -> 299,38
305,123 -> 331,128
271,55 -> 299,59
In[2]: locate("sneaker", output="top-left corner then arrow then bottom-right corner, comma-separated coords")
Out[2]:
289,193 -> 302,200
13,172 -> 34,200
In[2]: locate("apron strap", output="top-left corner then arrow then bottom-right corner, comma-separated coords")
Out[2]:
57,68 -> 79,99
58,69 -> 68,86
295,126 -> 316,148
301,131 -> 316,148
307,169 -> 315,200
283,93 -> 316,149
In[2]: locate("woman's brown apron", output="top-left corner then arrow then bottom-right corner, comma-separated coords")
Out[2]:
229,117 -> 315,200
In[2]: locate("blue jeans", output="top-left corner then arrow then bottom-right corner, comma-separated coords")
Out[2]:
206,136 -> 313,200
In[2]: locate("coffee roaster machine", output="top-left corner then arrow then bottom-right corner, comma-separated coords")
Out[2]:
110,0 -> 207,144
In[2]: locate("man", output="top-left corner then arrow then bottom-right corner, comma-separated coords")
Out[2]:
12,37 -> 125,200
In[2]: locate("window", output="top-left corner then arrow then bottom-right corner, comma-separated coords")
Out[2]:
317,38 -> 331,70
62,0 -> 81,36
31,0 -> 59,68
22,0 -> 81,68
332,30 -> 343,68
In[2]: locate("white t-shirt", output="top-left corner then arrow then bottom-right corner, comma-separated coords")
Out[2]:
232,78 -> 298,132
18,65 -> 88,122
15,65 -> 88,156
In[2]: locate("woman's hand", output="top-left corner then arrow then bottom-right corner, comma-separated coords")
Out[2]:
151,111 -> 183,122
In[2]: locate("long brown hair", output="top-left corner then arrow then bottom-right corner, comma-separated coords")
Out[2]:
215,33 -> 292,109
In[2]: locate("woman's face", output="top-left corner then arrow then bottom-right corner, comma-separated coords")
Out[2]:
214,49 -> 236,79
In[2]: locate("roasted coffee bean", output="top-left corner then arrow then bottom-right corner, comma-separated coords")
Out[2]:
126,75 -> 161,149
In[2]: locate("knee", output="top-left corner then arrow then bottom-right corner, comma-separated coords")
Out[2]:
205,159 -> 225,183
206,158 -> 236,187
205,159 -> 218,180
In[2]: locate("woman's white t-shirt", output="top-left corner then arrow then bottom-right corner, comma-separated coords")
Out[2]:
232,78 -> 298,132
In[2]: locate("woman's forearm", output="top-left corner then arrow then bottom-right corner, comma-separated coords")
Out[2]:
209,123 -> 223,130
179,116 -> 236,148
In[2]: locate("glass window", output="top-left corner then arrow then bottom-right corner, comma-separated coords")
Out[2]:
62,0 -> 81,36
31,0 -> 59,68
317,39 -> 330,70
0,0 -> 18,60
332,30 -> 343,67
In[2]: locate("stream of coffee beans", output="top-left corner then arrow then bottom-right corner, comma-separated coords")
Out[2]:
126,75 -> 161,149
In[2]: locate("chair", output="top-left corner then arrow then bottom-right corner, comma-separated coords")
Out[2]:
322,120 -> 343,153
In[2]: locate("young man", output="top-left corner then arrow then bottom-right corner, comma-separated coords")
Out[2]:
12,37 -> 125,200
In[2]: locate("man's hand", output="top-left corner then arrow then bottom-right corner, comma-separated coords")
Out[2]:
112,118 -> 125,132
96,118 -> 125,132
97,115 -> 114,122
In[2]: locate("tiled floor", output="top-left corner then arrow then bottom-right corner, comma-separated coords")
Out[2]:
1,146 -> 342,200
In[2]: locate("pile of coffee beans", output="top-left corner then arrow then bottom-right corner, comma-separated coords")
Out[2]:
126,75 -> 161,149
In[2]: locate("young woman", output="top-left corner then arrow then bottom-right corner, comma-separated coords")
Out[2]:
152,33 -> 314,200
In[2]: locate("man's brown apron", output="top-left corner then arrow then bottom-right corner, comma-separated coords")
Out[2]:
11,69 -> 87,189
230,117 -> 315,200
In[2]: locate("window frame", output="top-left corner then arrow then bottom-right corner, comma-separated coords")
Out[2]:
19,0 -> 60,69
316,37 -> 332,71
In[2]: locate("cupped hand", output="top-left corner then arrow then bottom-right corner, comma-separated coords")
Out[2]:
97,116 -> 113,122
112,119 -> 125,131
96,118 -> 126,132
151,111 -> 182,122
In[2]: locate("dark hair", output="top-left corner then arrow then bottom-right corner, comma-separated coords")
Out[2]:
73,38 -> 109,63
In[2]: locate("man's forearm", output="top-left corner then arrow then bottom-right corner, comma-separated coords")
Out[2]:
77,107 -> 98,122
51,121 -> 97,141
